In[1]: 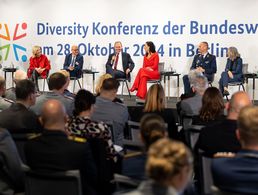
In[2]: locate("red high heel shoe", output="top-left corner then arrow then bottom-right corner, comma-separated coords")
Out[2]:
129,87 -> 137,92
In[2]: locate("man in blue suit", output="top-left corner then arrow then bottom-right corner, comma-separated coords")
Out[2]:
212,106 -> 258,194
183,42 -> 217,94
106,41 -> 135,81
63,45 -> 84,78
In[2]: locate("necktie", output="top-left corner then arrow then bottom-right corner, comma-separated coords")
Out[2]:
114,53 -> 119,70
71,56 -> 75,67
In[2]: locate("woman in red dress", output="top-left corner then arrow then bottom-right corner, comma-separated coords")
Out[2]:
28,45 -> 51,91
130,41 -> 160,99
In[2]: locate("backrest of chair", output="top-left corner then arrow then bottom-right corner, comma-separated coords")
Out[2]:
199,152 -> 214,195
127,121 -> 141,143
25,170 -> 82,195
242,63 -> 248,74
158,62 -> 165,73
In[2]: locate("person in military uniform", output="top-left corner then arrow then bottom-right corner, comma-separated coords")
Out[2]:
25,99 -> 97,195
0,76 -> 13,111
183,42 -> 217,94
30,72 -> 74,116
0,80 -> 42,133
5,69 -> 28,101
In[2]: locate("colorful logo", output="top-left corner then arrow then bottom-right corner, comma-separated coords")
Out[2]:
0,22 -> 28,62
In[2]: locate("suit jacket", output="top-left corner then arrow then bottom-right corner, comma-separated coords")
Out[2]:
24,130 -> 97,195
191,53 -> 217,75
0,128 -> 24,193
180,94 -> 202,116
28,54 -> 50,78
63,53 -> 84,78
0,103 -> 42,133
224,57 -> 243,81
196,119 -> 241,156
212,149 -> 258,194
106,52 -> 135,79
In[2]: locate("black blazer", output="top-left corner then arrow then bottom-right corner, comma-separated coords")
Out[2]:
191,53 -> 217,75
63,53 -> 84,78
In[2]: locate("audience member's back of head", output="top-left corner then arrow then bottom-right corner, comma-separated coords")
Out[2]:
199,87 -> 224,121
100,78 -> 120,92
73,89 -> 96,116
238,106 -> 258,146
95,74 -> 112,95
228,91 -> 251,116
188,69 -> 203,86
144,84 -> 165,112
40,99 -> 67,129
0,76 -> 5,90
48,72 -> 67,90
15,79 -> 36,100
192,75 -> 208,95
140,114 -> 166,150
14,70 -> 28,82
146,138 -> 193,191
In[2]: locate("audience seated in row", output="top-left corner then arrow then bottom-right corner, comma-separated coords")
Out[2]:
0,80 -> 42,133
121,138 -> 193,195
30,72 -> 74,116
196,91 -> 251,156
122,114 -> 166,180
91,78 -> 129,146
5,69 -> 28,101
58,69 -> 76,98
25,99 -> 97,195
212,106 -> 258,194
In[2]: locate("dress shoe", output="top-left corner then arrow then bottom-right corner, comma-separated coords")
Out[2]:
223,90 -> 230,96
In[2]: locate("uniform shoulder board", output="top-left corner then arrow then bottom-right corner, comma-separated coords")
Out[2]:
4,98 -> 14,104
28,133 -> 42,139
68,135 -> 87,143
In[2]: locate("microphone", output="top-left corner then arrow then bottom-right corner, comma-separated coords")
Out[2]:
111,53 -> 118,65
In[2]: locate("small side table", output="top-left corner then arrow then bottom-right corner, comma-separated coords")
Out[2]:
3,67 -> 17,87
161,71 -> 181,97
244,73 -> 258,90
82,69 -> 99,93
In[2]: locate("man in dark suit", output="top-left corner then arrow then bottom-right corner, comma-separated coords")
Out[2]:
0,79 -> 42,133
106,41 -> 135,81
196,91 -> 251,156
25,99 -> 97,195
183,42 -> 217,94
212,106 -> 258,194
63,45 -> 84,78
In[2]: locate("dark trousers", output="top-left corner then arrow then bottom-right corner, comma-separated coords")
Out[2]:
106,65 -> 126,79
219,71 -> 240,93
31,69 -> 40,91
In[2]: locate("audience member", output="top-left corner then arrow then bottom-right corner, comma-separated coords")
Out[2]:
25,99 -> 97,195
58,69 -> 75,98
0,128 -> 24,194
196,91 -> 251,156
30,72 -> 74,116
212,106 -> 258,194
121,138 -> 193,195
5,69 -> 28,101
0,76 -> 12,110
91,78 -> 129,146
122,114 -> 166,180
130,41 -> 160,99
219,47 -> 243,96
68,89 -> 116,161
27,45 -> 51,91
192,87 -> 225,126
106,41 -> 135,80
142,84 -> 178,139
183,42 -> 217,94
0,80 -> 42,133
63,45 -> 84,78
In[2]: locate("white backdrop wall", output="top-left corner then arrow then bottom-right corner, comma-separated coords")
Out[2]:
1,0 -> 258,92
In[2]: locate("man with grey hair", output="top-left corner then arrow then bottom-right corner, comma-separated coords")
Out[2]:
180,74 -> 208,116
0,76 -> 12,110
5,69 -> 28,101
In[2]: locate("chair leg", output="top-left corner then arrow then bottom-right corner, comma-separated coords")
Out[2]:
125,81 -> 131,98
77,79 -> 82,89
121,81 -> 124,96
242,84 -> 245,91
73,79 -> 76,93
43,79 -> 45,92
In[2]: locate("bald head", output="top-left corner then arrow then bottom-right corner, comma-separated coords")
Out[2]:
71,45 -> 79,56
228,91 -> 252,120
40,99 -> 67,130
14,70 -> 28,82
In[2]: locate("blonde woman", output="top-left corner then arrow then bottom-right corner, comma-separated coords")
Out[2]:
142,84 -> 178,140
28,46 -> 51,91
219,47 -> 243,96
122,138 -> 193,195
95,73 -> 112,95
